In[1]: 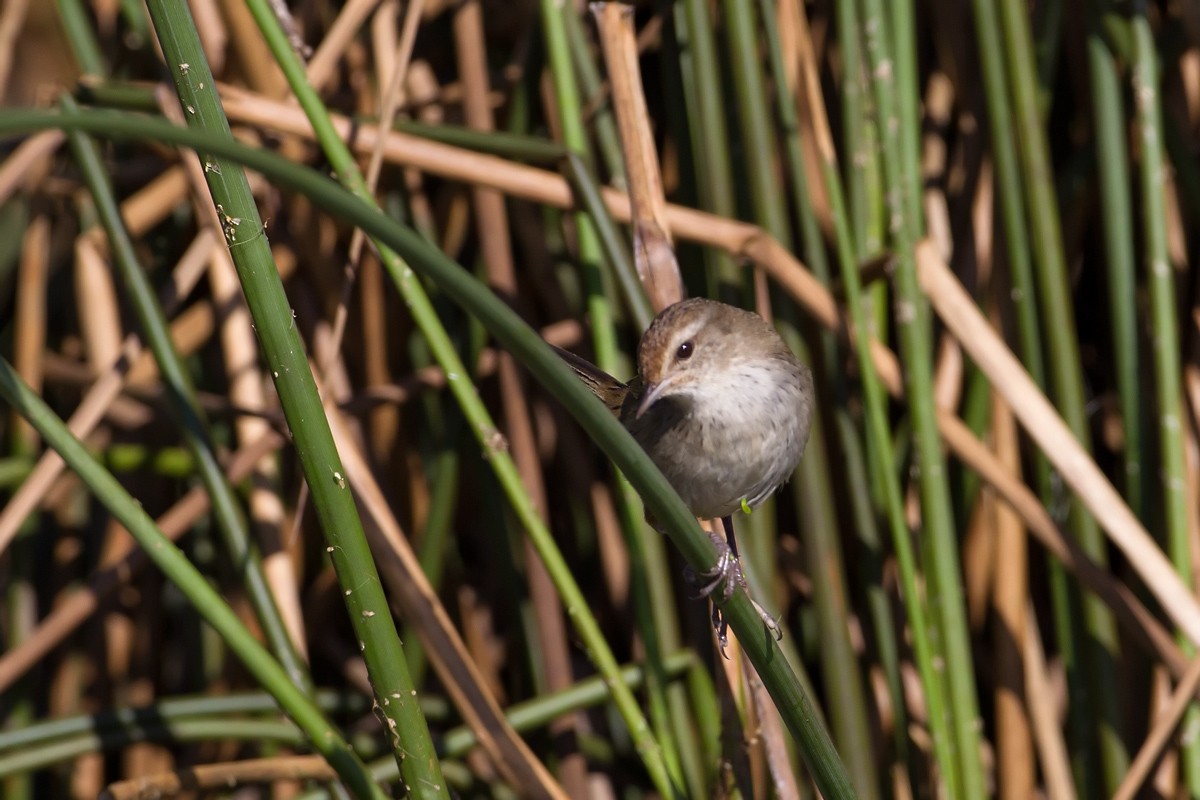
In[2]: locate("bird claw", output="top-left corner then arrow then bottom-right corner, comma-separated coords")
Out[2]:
695,531 -> 743,600
712,604 -> 730,658
759,606 -> 784,641
687,531 -> 783,657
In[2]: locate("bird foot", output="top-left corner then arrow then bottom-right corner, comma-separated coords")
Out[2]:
687,531 -> 783,657
694,530 -> 742,599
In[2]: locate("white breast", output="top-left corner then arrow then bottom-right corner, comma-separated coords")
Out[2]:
642,359 -> 810,520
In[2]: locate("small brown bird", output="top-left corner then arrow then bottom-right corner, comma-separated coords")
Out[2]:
556,298 -> 815,638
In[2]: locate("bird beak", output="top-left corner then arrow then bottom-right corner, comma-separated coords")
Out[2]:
635,376 -> 676,418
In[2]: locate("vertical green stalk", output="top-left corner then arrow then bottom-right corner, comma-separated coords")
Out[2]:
61,94 -> 311,693
562,155 -> 654,330
995,0 -> 1128,789
836,0 -> 883,264
857,0 -> 986,795
795,10 -> 953,792
1131,5 -> 1200,791
1084,0 -> 1144,560
54,0 -> 106,76
758,3 -> 879,796
972,0 -> 1092,789
561,6 -> 625,190
757,1 -> 830,289
140,1 -> 445,793
672,0 -> 742,298
1032,0 -> 1064,112
835,0 -> 888,343
965,0 -> 1045,410
886,0 -> 923,236
719,2 -> 867,797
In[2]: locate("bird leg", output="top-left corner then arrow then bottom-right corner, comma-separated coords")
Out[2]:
690,516 -> 782,654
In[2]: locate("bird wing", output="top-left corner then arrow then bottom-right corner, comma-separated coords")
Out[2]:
549,345 -> 628,417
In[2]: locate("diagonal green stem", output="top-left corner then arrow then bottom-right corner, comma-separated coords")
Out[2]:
140,1 -> 444,793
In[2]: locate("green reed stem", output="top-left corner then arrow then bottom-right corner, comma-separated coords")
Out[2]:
1131,5 -> 1200,791
859,0 -> 986,795
996,0 -> 1129,788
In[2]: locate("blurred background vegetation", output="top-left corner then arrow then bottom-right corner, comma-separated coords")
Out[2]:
2,0 -> 1200,797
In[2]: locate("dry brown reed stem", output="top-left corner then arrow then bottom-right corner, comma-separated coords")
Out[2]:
971,156 -> 1035,794
81,168 -> 193,255
1186,313 -> 1200,575
327,0 -> 424,414
13,216 -> 49,448
0,335 -> 138,554
323,387 -> 568,799
124,290 -> 231,388
992,392 -> 1034,800
1023,607 -> 1077,800
189,0 -> 228,75
1188,308 -> 1200,450
962,479 -> 994,629
921,72 -> 955,262
780,0 -> 831,234
74,238 -> 124,373
926,77 -> 973,417
341,319 -> 583,409
1187,412 -> 1200,587
0,129 -> 62,204
370,0 -> 397,81
218,0 -> 287,98
0,430 -> 285,693
352,7 -> 410,462
933,336 -> 964,431
1113,655 -> 1200,800
358,256 -> 401,469
0,231 -> 218,556
589,481 -> 630,605
593,1 -> 682,311
747,657 -> 802,800
915,239 -> 1200,647
100,754 -> 336,800
217,87 -> 1196,666
353,0 -> 423,243
0,0 -> 30,92
305,0 -> 377,91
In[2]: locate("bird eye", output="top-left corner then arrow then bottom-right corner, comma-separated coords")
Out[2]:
675,340 -> 694,360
